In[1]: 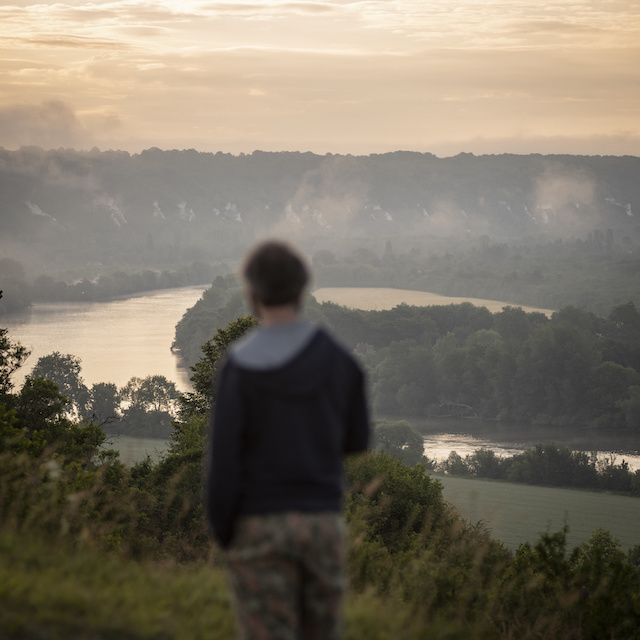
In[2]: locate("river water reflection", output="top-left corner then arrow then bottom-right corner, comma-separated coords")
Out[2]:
2,285 -> 208,391
415,418 -> 640,472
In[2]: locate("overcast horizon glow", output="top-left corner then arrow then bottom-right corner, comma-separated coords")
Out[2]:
1,1 -> 639,156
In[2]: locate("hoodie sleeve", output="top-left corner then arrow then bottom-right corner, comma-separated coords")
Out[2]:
343,363 -> 370,454
206,359 -> 245,548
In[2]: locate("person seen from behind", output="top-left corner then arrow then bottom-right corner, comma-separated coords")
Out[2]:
206,239 -> 370,640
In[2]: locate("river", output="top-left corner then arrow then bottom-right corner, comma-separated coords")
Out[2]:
2,285 -> 208,391
312,287 -> 556,315
415,417 -> 640,472
110,425 -> 640,471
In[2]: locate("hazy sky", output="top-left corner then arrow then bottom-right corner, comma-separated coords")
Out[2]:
1,0 -> 639,156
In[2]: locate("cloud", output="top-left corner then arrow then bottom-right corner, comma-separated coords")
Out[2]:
349,1 -> 640,50
201,2 -> 340,17
0,101 -> 121,150
1,1 -> 638,155
504,19 -> 600,35
0,2 -> 194,53
11,34 -> 132,50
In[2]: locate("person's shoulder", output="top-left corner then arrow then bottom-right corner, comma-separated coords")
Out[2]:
312,326 -> 361,367
312,325 -> 343,350
228,326 -> 261,357
217,353 -> 239,381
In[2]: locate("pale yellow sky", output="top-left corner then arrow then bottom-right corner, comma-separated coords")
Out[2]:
1,0 -> 639,155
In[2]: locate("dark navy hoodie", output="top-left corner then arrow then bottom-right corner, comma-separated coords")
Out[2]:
206,322 -> 370,548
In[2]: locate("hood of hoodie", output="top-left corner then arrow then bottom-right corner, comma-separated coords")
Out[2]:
228,322 -> 337,396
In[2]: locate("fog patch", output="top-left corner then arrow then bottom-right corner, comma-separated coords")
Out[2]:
152,201 -> 166,220
0,101 -> 91,150
25,201 -> 58,224
269,155 -> 370,239
532,164 -> 599,235
0,101 -> 123,152
178,201 -> 196,222
92,196 -> 127,228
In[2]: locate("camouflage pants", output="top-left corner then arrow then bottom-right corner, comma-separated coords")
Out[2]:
224,512 -> 347,640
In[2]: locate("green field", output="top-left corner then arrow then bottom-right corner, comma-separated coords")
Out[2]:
435,473 -> 640,551
107,435 -> 171,465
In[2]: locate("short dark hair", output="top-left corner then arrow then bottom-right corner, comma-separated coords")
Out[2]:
242,240 -> 309,307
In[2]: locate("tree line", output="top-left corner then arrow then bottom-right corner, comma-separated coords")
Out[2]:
353,301 -> 640,428
438,443 -> 640,494
173,279 -> 640,429
311,238 -> 640,316
0,258 -> 226,315
369,418 -> 640,495
16,351 -> 180,438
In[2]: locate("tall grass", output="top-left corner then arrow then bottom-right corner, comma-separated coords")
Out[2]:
0,530 -> 234,640
2,448 -> 639,639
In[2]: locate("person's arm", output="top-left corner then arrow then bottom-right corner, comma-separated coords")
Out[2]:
344,364 -> 370,454
205,359 -> 244,548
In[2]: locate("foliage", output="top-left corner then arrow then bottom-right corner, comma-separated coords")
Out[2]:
179,314 -> 257,418
505,528 -> 640,639
356,300 -> 640,427
118,407 -> 176,438
15,377 -> 70,437
169,414 -> 207,456
171,274 -> 244,366
30,352 -> 90,418
2,420 -> 640,639
0,326 -> 29,396
3,148 -> 640,326
174,274 -> 640,428
1,260 -> 227,316
0,530 -> 235,640
120,375 -> 179,413
88,381 -> 121,424
435,442 -> 640,495
100,375 -> 180,438
372,419 -> 428,466
345,452 -> 449,554
344,452 -> 640,638
27,353 -> 181,438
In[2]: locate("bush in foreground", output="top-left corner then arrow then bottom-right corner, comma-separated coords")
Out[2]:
1,421 -> 640,638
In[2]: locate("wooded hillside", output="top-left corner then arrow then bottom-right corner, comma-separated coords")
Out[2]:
2,148 -> 639,273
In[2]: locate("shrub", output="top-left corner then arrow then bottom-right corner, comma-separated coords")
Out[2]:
371,419 -> 428,466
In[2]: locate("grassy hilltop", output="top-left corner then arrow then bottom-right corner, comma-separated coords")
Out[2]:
2,418 -> 640,639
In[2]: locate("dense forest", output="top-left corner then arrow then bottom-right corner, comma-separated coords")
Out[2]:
0,255 -> 230,315
3,232 -> 640,317
309,239 -> 640,315
2,149 -> 639,266
172,276 -> 640,430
